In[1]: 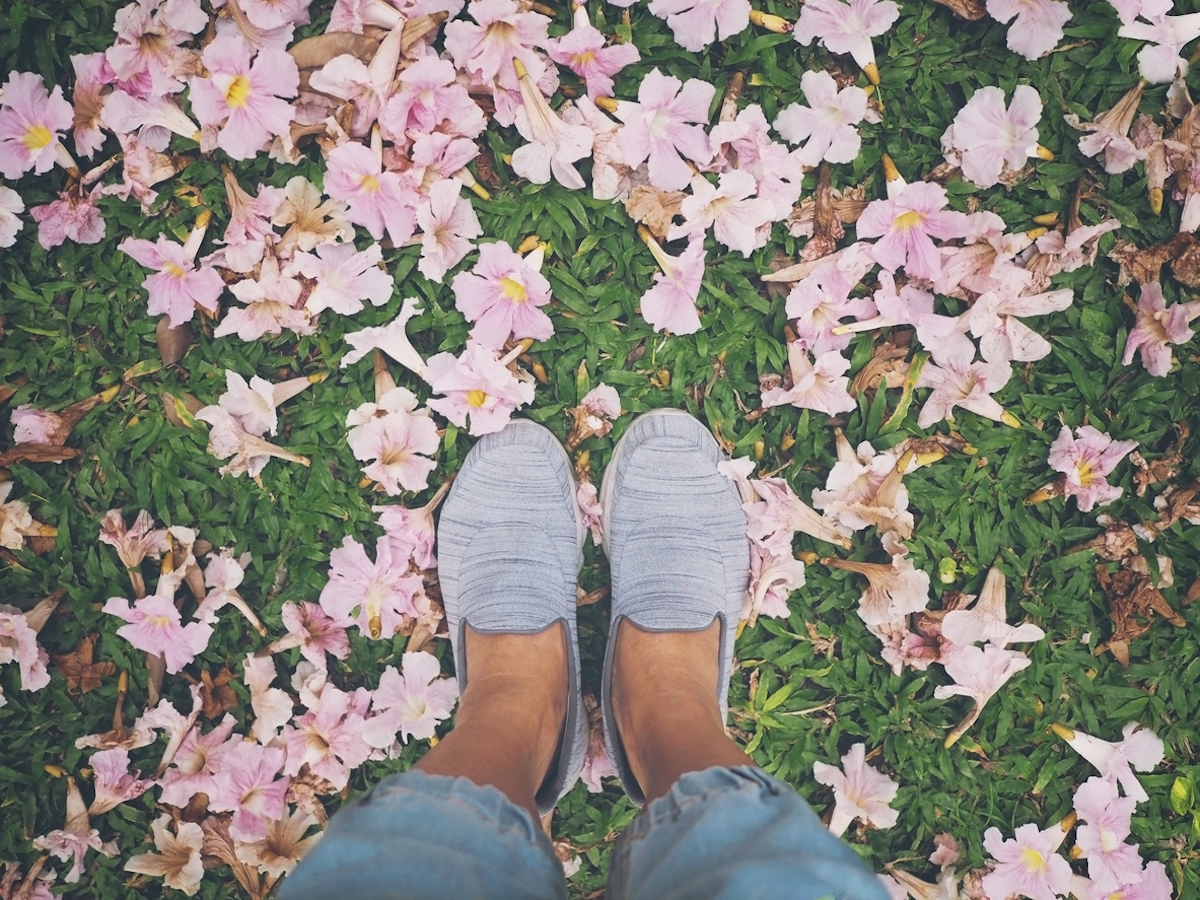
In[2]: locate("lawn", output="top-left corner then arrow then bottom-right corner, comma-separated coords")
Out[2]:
0,0 -> 1198,897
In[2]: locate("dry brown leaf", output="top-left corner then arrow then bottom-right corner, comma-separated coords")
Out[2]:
288,32 -> 379,70
1185,576 -> 1200,606
0,444 -> 83,466
1108,234 -> 1196,286
201,814 -> 267,900
198,667 -> 238,720
801,165 -> 842,262
850,340 -> 909,395
929,0 -> 987,20
1096,565 -> 1186,667
0,386 -> 15,406
51,634 -> 117,696
1130,435 -> 1186,497
156,316 -> 194,367
624,185 -> 685,240
1171,234 -> 1200,286
162,392 -> 204,429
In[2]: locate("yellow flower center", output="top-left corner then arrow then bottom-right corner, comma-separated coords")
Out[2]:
151,615 -> 174,628
225,75 -> 252,108
1019,848 -> 1047,873
466,389 -> 488,408
359,174 -> 381,194
893,210 -> 924,231
499,276 -> 527,303
1075,459 -> 1097,487
164,263 -> 187,278
22,124 -> 53,151
573,50 -> 597,66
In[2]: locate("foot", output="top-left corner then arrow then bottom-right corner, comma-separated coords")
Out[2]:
433,420 -> 588,815
599,410 -> 751,805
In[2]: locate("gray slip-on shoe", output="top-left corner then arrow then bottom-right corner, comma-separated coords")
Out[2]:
436,419 -> 588,816
598,409 -> 750,806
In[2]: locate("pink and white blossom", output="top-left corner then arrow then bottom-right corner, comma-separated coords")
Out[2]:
0,72 -> 74,179
384,56 -> 487,142
452,241 -> 554,349
101,89 -> 200,152
1051,721 -> 1164,804
87,747 -> 154,815
158,716 -> 240,807
761,345 -> 857,416
813,743 -> 899,836
811,433 -> 913,536
233,807 -> 323,879
124,815 -> 205,896
785,278 -> 876,357
341,295 -> 427,376
215,254 -> 313,342
546,5 -> 640,99
1119,9 -> 1200,84
963,288 -> 1074,364
707,103 -> 803,219
744,543 -> 807,622
283,683 -> 373,791
99,508 -> 169,571
425,342 -> 536,435
647,0 -> 751,51
0,483 -> 35,552
324,140 -> 418,245
941,567 -> 1046,649
320,535 -> 425,639
916,355 -> 1013,429
935,643 -> 1032,747
857,181 -> 970,282
240,0 -> 311,32
1066,83 -> 1146,175
774,70 -> 869,167
668,170 -> 774,256
986,0 -> 1072,60
614,69 -> 715,192
31,183 -> 106,250
793,0 -> 900,83
32,777 -> 118,884
511,58 -> 594,190
208,741 -> 289,842
376,500 -> 439,570
941,85 -> 1043,188
216,370 -> 281,437
827,555 -> 932,630
1122,281 -> 1199,378
289,241 -> 393,316
0,605 -> 51,695
106,0 -> 203,93
346,389 -> 441,495
363,651 -> 459,747
1074,776 -> 1144,895
119,221 -> 225,328
1047,425 -> 1138,513
577,481 -> 604,546
243,653 -> 293,744
274,601 -> 352,668
982,823 -> 1072,900
309,22 -> 403,137
194,405 -> 311,478
417,178 -> 483,283
743,476 -> 851,554
103,589 -> 213,675
639,233 -> 706,335
0,186 -> 22,248
70,52 -> 113,158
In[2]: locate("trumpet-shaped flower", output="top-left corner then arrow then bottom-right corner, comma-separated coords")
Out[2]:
1122,281 -> 1199,377
194,405 -> 311,478
32,778 -> 118,884
320,535 -> 425,639
98,509 -> 169,571
233,808 -> 323,879
103,590 -> 212,675
119,232 -> 226,328
243,654 -> 292,744
87,747 -> 153,815
916,355 -> 1012,429
346,394 -> 440,495
215,254 -> 313,341
935,643 -> 1032,746
290,241 -> 393,316
273,174 -> 355,253
647,0 -> 751,51
745,544 -> 807,621
941,85 -> 1043,189
124,816 -> 205,896
106,0 -> 204,93
985,0 -> 1072,60
1052,722 -> 1164,804
761,345 -> 857,416
668,170 -> 774,256
240,0 -> 311,31
511,59 -> 594,190
283,683 -> 373,790
417,178 -> 482,283
615,69 -> 715,192
31,183 -> 106,250
363,650 -> 459,747
1119,9 -> 1200,83
0,186 -> 22,248
982,823 -> 1073,900
277,601 -> 351,668
1047,425 -> 1138,513
827,555 -> 932,629
341,295 -> 427,377
1074,777 -> 1144,895
376,502 -> 439,570
0,72 -> 75,179
452,241 -> 554,349
1066,82 -> 1146,175
157,716 -> 240,807
640,235 -> 706,335
744,476 -> 851,554
545,6 -> 640,98
813,743 -> 899,837
190,35 -> 298,160
785,278 -> 876,357
208,742 -> 289,842
216,370 -> 281,437
324,140 -> 418,245
941,567 -> 1046,649
308,24 -> 401,138
707,103 -> 803,218
774,70 -> 869,167
963,288 -> 1074,364
794,0 -> 900,82
426,342 -> 537,435
70,52 -> 113,158
0,605 -> 50,693
811,433 -> 913,536
101,89 -> 200,152
857,181 -> 970,282
384,56 -> 487,141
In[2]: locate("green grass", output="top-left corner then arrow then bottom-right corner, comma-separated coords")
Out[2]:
1,0 -> 1199,897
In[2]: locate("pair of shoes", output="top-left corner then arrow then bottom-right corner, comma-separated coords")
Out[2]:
436,410 -> 750,814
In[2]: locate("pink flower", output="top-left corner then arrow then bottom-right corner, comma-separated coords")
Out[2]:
615,69 -> 715,192
87,747 -> 154,815
647,0 -> 750,51
640,234 -> 706,335
289,241 -> 393,316
1051,722 -> 1164,804
363,651 -> 459,747
545,6 -> 640,99
69,52 -> 113,158
189,35 -> 298,160
1105,861 -> 1174,900
106,0 -> 203,94
1074,777 -> 1144,895
341,295 -> 428,377
935,643 -> 1032,746
384,56 -> 487,142
1122,281 -> 1199,377
123,815 -> 204,896
794,0 -> 900,83
1047,425 -> 1138,513
30,184 -> 106,250
941,567 -> 1046,649
215,370 -> 280,436
277,601 -> 352,667
418,178 -> 482,283
158,716 -> 240,807
1033,218 -> 1121,275
193,405 -> 311,478
916,355 -> 1013,429
744,544 -> 807,622
283,684 -> 373,790
452,241 -> 554,349
707,103 -> 804,219
811,433 -> 913,536
743,476 -> 851,554
32,778 -> 118,884
0,71 -> 73,179
577,481 -> 604,545
511,58 -> 594,190
103,589 -> 213,675
308,23 -> 401,138
240,0 -> 311,30
941,85 -> 1043,188
813,743 -> 899,837
0,186 -> 22,248
243,654 -> 293,744
1121,11 -> 1200,84
1065,83 -> 1146,175
324,140 -> 418,245
119,226 -> 225,328
426,342 -> 536,435
346,393 -> 440,495
668,171 -> 774,256
964,288 -> 1074,364
985,0 -> 1072,60
785,278 -> 876,357
828,555 -> 932,630
320,535 -> 425,639
100,89 -> 200,151
761,345 -> 857,416
99,509 -> 169,570
215,254 -> 314,341
0,605 -> 50,693
857,181 -> 970,281
580,711 -> 619,792
982,823 -> 1072,900
774,70 -> 869,167
208,742 -> 289,841
215,170 -> 283,273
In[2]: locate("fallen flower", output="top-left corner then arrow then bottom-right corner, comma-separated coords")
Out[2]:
289,240 -> 394,316
565,382 -> 622,451
1050,721 -> 1164,804
1122,281 -> 1200,377
417,177 -> 483,283
668,170 -> 774,256
426,342 -> 537,436
774,70 -> 869,167
614,68 -> 715,192
363,650 -> 459,747
319,535 -> 425,639
194,406 -> 312,478
811,432 -> 914,537
208,742 -> 290,842
324,139 -> 418,245
935,642 -> 1031,747
283,683 -> 373,791
916,354 -> 1014,429
1066,82 -> 1146,175
1047,425 -> 1138,513
941,84 -> 1044,188
243,653 -> 293,745
1073,776 -> 1144,895
743,476 -> 852,554
31,777 -> 118,884
793,0 -> 900,84
857,181 -> 970,282
744,543 -> 807,623
647,0 -> 751,51
119,217 -> 226,328
982,822 -> 1072,900
0,71 -> 74,179
985,0 -> 1071,60
545,5 -> 640,98
825,554 -> 932,630
346,388 -> 440,494
451,240 -> 554,349
158,715 -> 241,807
103,587 -> 213,676
341,295 -> 427,376
124,816 -> 205,897
639,230 -> 706,335
760,345 -> 857,417
511,57 -> 594,190
270,601 -> 352,668
0,185 -> 23,247
940,567 -> 1046,648
233,807 -> 322,879
87,746 -> 153,815
813,742 -> 899,837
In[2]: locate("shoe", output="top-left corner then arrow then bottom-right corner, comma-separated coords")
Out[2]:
598,409 -> 750,805
436,420 -> 588,815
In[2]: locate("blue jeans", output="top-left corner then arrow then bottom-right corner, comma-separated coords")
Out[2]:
279,766 -> 889,900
